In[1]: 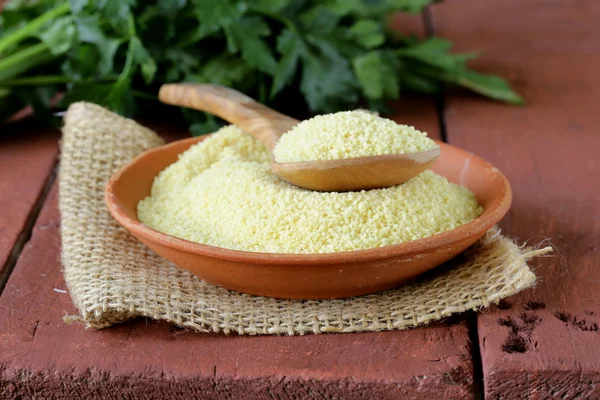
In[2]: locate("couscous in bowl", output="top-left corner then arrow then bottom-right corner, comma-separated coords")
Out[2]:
105,135 -> 511,300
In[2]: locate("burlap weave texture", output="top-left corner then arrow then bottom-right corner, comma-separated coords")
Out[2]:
59,102 -> 551,335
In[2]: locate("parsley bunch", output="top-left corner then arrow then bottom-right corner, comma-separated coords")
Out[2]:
0,0 -> 523,133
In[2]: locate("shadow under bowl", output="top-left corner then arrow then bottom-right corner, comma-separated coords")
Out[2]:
105,137 -> 511,300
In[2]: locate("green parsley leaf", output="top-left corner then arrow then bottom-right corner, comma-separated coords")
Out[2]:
130,37 -> 157,84
252,0 -> 288,13
69,0 -> 89,14
387,0 -> 432,14
62,43 -> 101,79
164,49 -> 201,82
431,67 -> 525,105
36,15 -> 75,55
192,0 -> 247,37
187,54 -> 253,88
224,17 -> 276,74
73,15 -> 122,76
300,38 -> 359,112
95,0 -> 135,35
299,6 -> 340,35
400,67 -> 441,94
396,37 -> 478,70
352,50 -> 399,99
327,0 -> 432,17
270,28 -> 304,98
349,20 -> 385,49
0,0 -> 525,128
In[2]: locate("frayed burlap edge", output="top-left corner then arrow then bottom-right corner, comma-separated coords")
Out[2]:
59,102 -> 552,335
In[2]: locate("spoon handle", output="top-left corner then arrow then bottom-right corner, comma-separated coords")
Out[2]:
159,83 -> 299,150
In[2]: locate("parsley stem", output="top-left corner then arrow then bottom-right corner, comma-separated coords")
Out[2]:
0,43 -> 54,82
1,75 -> 71,86
111,22 -> 137,93
0,3 -> 70,55
115,14 -> 138,86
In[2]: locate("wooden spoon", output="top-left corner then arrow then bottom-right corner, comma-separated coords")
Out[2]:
158,83 -> 440,192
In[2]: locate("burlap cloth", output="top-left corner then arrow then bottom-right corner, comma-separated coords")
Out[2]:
59,102 -> 552,335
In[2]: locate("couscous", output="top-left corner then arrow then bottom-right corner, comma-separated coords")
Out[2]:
138,126 -> 481,254
273,110 -> 438,163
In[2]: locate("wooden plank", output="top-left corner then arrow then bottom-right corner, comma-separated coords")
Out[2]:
0,106 -> 476,399
431,1 -> 600,398
0,121 -> 58,287
389,95 -> 440,140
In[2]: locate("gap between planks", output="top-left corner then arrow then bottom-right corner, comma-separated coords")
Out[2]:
0,160 -> 58,295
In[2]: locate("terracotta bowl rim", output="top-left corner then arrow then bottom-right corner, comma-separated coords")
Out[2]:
105,137 -> 512,265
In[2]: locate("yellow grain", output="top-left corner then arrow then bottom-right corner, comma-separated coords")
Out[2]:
273,110 -> 438,163
137,126 -> 482,254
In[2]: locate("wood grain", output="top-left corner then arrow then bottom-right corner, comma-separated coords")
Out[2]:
431,0 -> 600,398
0,121 -> 58,286
159,83 -> 297,151
1,144 -> 474,400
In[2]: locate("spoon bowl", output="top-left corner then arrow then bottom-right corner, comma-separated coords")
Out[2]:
272,149 -> 440,192
159,83 -> 439,192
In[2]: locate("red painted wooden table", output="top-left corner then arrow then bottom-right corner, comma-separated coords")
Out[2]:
1,1 -> 599,399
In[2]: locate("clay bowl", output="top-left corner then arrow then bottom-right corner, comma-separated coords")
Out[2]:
105,136 -> 511,300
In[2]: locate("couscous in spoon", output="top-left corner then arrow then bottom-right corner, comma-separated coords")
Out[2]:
158,83 -> 439,192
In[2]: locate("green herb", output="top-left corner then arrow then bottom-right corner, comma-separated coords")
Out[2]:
0,0 -> 524,132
